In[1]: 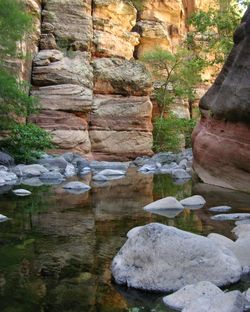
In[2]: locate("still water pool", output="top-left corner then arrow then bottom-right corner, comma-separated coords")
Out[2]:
0,169 -> 250,311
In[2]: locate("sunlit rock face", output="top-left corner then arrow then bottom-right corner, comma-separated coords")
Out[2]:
135,0 -> 186,57
27,0 -> 214,159
13,0 -> 41,81
192,9 -> 250,193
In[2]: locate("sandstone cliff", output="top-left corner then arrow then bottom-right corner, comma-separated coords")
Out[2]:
192,8 -> 250,193
21,0 -> 211,160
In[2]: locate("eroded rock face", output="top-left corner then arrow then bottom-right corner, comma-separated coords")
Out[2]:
192,9 -> 250,193
27,0 -> 214,159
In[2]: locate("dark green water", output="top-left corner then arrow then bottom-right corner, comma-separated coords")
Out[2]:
0,169 -> 250,312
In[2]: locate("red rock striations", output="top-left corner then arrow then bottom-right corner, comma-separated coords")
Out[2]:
192,8 -> 250,193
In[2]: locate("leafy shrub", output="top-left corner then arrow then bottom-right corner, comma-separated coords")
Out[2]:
153,114 -> 196,153
2,123 -> 53,163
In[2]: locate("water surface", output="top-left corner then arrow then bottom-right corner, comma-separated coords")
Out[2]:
0,169 -> 250,312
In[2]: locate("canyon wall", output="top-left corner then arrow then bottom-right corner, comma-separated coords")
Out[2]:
192,8 -> 250,193
23,0 -> 212,160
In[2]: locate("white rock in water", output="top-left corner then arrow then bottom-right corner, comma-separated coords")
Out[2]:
111,223 -> 242,292
92,174 -> 108,182
211,213 -> 250,221
180,195 -> 206,206
98,169 -> 126,176
127,226 -> 143,239
209,206 -> 231,212
244,288 -> 250,307
13,189 -> 31,196
144,197 -> 184,211
207,233 -> 234,249
64,163 -> 76,177
183,290 -> 245,312
232,224 -> 250,239
63,181 -> 91,190
163,281 -> 223,311
0,214 -> 8,222
230,236 -> 250,273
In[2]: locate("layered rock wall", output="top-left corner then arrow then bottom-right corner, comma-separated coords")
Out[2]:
27,0 -> 213,160
192,8 -> 250,193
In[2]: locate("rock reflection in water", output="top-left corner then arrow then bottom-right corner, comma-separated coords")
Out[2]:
0,171 -> 249,311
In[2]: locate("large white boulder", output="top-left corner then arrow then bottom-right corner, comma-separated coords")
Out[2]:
111,223 -> 242,292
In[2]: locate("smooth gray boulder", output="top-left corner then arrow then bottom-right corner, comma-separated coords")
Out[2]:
139,164 -> 158,173
180,195 -> 206,207
230,236 -> 250,273
144,197 -> 184,211
14,164 -> 48,177
152,152 -> 176,164
0,151 -> 14,167
244,288 -> 250,308
211,214 -> 250,221
98,169 -> 126,176
182,291 -> 245,312
40,171 -> 64,181
64,163 -> 76,177
207,233 -> 235,249
13,189 -> 31,196
111,223 -> 242,292
39,156 -> 68,173
209,206 -> 232,212
0,214 -> 8,222
63,181 -> 91,190
163,281 -> 223,311
0,171 -> 17,182
172,169 -> 191,179
0,177 -> 6,186
232,224 -> 250,239
127,226 -> 144,239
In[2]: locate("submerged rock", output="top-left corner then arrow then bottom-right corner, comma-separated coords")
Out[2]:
211,214 -> 250,221
209,206 -> 232,212
163,281 -> 223,311
143,197 -> 184,211
98,169 -> 126,176
92,174 -> 108,182
111,223 -> 242,292
63,181 -> 91,190
180,195 -> 206,207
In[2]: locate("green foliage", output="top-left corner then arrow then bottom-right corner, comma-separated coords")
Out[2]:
0,68 -> 38,130
187,0 -> 246,66
0,0 -> 32,58
153,115 -> 196,153
141,48 -> 203,117
1,123 -> 53,163
0,0 -> 52,162
130,0 -> 145,10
